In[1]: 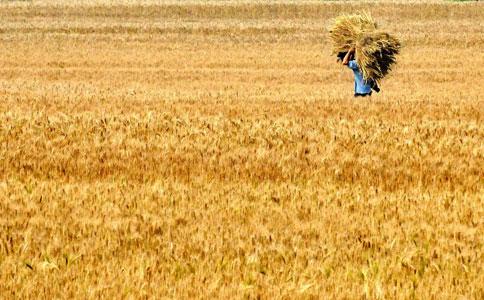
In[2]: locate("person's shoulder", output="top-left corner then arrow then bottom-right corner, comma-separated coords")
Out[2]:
348,60 -> 358,69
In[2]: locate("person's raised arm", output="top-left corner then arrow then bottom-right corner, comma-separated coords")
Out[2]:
342,47 -> 355,65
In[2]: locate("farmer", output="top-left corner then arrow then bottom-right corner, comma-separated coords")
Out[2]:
337,47 -> 379,97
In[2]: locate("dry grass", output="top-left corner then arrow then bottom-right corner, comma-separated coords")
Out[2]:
0,1 -> 483,299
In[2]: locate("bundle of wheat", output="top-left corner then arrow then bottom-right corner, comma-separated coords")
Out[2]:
329,12 -> 377,54
356,31 -> 401,82
329,13 -> 401,82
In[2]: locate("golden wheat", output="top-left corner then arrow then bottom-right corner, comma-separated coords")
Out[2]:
0,1 -> 483,299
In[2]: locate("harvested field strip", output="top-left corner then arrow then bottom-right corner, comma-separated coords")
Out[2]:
0,3 -> 482,19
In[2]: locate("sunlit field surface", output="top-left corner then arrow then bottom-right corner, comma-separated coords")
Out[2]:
0,1 -> 482,298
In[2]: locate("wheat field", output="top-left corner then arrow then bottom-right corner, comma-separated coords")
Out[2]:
0,0 -> 483,299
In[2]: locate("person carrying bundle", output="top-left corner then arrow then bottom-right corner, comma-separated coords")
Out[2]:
329,13 -> 400,98
338,48 -> 380,97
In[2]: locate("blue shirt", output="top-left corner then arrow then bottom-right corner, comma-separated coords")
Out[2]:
348,60 -> 372,95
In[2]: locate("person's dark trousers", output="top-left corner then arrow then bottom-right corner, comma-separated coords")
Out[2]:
354,92 -> 372,97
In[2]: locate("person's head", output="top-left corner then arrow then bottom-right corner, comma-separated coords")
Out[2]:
336,51 -> 354,64
336,51 -> 347,63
